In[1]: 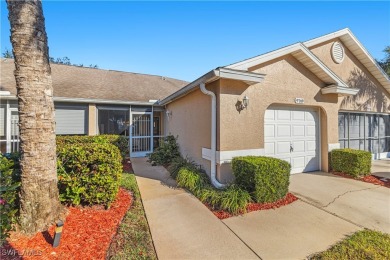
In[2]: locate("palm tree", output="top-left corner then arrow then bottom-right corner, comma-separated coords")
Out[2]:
6,0 -> 61,234
377,46 -> 390,76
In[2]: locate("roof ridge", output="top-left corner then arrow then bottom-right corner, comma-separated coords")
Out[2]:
0,58 -> 187,83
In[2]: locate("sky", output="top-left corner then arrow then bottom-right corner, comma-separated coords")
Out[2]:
1,1 -> 390,81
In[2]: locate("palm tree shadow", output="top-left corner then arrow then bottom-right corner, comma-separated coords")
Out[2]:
341,68 -> 390,112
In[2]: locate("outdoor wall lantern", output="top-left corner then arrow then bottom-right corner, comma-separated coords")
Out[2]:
242,95 -> 249,108
166,110 -> 172,120
235,95 -> 249,113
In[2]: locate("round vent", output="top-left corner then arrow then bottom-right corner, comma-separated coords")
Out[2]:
331,42 -> 345,64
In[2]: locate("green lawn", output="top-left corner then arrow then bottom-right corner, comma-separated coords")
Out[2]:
310,230 -> 390,259
107,172 -> 157,259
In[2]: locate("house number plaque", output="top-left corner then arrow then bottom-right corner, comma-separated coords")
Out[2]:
294,98 -> 304,104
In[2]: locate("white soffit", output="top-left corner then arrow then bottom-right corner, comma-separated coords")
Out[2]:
304,28 -> 390,93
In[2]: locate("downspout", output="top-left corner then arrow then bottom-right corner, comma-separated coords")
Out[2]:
200,83 -> 226,189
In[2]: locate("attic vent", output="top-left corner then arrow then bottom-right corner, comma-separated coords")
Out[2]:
331,42 -> 345,64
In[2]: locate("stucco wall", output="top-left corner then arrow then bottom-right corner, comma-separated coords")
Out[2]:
165,86 -> 217,175
220,55 -> 340,150
88,104 -> 97,135
309,39 -> 390,113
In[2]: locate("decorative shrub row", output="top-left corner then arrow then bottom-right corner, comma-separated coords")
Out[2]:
57,142 -> 122,206
331,148 -> 371,177
232,156 -> 291,203
148,135 -> 180,166
57,135 -> 129,160
171,159 -> 251,214
0,153 -> 20,245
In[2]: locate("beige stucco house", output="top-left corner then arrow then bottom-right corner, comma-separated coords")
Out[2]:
1,28 -> 389,186
160,28 -> 390,186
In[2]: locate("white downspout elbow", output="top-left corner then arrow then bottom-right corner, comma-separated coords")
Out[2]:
200,83 -> 226,189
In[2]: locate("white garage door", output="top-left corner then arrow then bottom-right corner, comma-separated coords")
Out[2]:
264,107 -> 320,174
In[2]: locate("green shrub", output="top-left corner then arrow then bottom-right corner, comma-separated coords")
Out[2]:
0,154 -> 20,245
218,185 -> 251,214
57,142 -> 122,206
176,166 -> 209,195
57,135 -> 129,160
148,135 -> 180,165
331,148 -> 371,177
232,156 -> 291,203
174,164 -> 251,214
168,156 -> 202,179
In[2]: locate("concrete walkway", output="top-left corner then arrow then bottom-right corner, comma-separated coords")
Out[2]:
132,158 -> 370,260
132,158 -> 259,260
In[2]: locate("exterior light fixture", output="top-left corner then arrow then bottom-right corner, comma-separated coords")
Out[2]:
166,110 -> 172,119
242,95 -> 249,108
53,220 -> 64,248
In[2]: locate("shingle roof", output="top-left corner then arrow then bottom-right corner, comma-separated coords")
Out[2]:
0,58 -> 188,102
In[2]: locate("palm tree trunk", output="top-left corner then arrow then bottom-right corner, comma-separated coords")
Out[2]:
6,0 -> 61,234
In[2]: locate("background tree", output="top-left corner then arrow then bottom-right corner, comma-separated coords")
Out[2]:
6,0 -> 61,234
377,46 -> 390,76
2,48 -> 14,58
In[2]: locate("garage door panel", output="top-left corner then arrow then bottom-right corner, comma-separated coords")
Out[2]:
305,156 -> 319,171
306,125 -> 316,136
292,125 -> 305,137
306,140 -> 317,152
305,111 -> 316,121
292,156 -> 305,168
264,125 -> 275,137
292,111 -> 305,121
277,125 -> 291,137
277,141 -> 291,154
277,110 -> 291,120
265,110 -> 275,120
292,140 -> 305,152
265,143 -> 275,155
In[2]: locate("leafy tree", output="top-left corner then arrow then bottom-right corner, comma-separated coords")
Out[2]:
6,0 -> 61,234
2,48 -> 14,58
377,46 -> 390,76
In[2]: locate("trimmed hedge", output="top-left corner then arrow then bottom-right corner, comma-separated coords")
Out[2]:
57,135 -> 129,160
331,148 -> 371,177
232,156 -> 291,203
57,142 -> 122,206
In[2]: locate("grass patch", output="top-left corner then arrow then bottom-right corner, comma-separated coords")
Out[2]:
107,173 -> 157,259
310,230 -> 390,259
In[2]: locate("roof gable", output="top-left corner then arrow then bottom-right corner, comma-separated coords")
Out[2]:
225,42 -> 349,88
304,28 -> 390,93
225,28 -> 390,94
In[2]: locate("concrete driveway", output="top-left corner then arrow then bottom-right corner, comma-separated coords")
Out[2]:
289,171 -> 390,234
133,158 -> 389,259
371,158 -> 390,179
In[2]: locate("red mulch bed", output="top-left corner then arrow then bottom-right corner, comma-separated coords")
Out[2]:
1,188 -> 132,260
332,171 -> 390,188
210,192 -> 298,220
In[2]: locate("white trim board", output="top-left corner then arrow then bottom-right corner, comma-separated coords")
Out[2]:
202,148 -> 265,164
